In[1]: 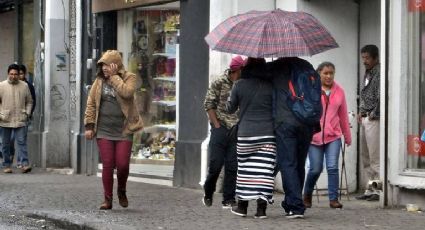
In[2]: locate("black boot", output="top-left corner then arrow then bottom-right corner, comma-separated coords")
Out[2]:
254,199 -> 267,219
231,200 -> 248,217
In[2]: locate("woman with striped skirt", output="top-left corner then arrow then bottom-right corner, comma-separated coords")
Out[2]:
226,58 -> 276,219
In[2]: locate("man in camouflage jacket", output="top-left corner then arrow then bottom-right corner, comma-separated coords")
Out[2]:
202,56 -> 244,208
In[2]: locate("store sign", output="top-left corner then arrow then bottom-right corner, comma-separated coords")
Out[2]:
408,0 -> 425,12
407,135 -> 425,156
92,0 -> 177,13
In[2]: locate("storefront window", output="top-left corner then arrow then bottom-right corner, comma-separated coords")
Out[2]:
117,6 -> 179,167
406,0 -> 425,170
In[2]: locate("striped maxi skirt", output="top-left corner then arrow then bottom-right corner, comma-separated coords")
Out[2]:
236,135 -> 277,203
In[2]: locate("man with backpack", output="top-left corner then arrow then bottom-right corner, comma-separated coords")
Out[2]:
269,57 -> 322,219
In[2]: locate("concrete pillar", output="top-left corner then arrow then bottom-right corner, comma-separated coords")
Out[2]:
173,0 -> 210,189
42,0 -> 71,168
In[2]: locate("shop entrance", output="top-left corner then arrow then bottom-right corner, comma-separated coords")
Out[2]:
116,2 -> 179,181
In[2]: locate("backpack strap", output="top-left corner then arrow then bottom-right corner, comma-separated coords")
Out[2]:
288,80 -> 304,101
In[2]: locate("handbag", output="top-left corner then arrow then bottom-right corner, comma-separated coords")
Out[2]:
227,81 -> 261,140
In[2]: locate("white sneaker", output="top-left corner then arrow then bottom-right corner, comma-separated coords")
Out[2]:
285,211 -> 304,219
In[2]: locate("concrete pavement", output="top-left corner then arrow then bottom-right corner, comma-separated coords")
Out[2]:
0,168 -> 423,230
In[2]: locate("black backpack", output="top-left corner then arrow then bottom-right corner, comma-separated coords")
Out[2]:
285,58 -> 323,125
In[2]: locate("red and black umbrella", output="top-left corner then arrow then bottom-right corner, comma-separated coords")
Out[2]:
205,9 -> 339,58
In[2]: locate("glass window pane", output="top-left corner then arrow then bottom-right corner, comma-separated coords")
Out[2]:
407,1 -> 425,170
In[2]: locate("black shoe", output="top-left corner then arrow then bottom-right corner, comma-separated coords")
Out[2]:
355,194 -> 371,200
202,196 -> 212,207
222,200 -> 236,209
285,211 -> 304,219
281,202 -> 290,214
231,200 -> 248,217
366,194 -> 379,201
254,199 -> 267,219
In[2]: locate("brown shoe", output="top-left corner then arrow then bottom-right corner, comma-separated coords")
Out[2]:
118,190 -> 128,208
99,197 -> 113,210
21,166 -> 32,174
3,168 -> 12,173
329,200 -> 343,209
303,195 -> 312,208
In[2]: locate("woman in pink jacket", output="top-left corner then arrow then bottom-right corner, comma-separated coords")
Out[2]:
303,62 -> 352,209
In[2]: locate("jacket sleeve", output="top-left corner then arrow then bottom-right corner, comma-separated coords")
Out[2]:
24,85 -> 33,117
28,83 -> 36,117
204,79 -> 221,111
108,73 -> 137,99
84,79 -> 99,130
338,90 -> 352,145
225,83 -> 239,114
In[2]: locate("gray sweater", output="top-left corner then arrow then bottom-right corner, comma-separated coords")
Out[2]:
226,78 -> 274,137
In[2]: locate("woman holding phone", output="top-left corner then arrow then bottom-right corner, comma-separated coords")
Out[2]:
84,50 -> 143,210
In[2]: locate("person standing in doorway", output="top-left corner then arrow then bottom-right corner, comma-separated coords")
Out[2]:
84,50 -> 143,209
0,64 -> 33,173
356,45 -> 381,202
303,62 -> 352,209
202,56 -> 245,208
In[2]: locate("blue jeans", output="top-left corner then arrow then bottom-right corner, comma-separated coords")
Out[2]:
304,139 -> 341,201
204,125 -> 237,202
1,127 -> 29,167
275,122 -> 313,215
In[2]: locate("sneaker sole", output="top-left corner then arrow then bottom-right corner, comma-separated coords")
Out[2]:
285,214 -> 304,219
231,210 -> 247,217
222,206 -> 232,209
254,215 -> 267,219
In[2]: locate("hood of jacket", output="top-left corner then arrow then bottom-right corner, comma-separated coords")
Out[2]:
97,50 -> 124,71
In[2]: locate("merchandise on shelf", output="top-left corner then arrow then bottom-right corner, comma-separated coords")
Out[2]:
128,9 -> 179,162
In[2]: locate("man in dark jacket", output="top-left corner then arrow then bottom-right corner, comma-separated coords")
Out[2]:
270,57 -> 318,219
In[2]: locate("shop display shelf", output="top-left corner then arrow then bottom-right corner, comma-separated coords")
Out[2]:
152,52 -> 176,58
144,124 -> 176,133
153,76 -> 176,82
152,100 -> 176,107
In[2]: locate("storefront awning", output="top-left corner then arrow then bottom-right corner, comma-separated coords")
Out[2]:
92,0 -> 178,13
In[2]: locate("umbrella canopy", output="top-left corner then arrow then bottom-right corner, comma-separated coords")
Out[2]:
205,9 -> 339,58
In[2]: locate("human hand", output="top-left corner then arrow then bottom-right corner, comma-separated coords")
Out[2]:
357,113 -> 362,124
213,122 -> 221,129
85,130 -> 94,140
109,63 -> 118,76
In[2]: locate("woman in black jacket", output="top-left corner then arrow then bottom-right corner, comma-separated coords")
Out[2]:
226,58 -> 276,219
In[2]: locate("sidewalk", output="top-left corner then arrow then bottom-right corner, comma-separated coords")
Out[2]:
0,168 -> 423,230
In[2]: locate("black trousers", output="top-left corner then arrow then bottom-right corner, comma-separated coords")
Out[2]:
203,125 -> 237,202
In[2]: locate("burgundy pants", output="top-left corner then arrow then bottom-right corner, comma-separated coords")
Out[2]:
97,138 -> 132,198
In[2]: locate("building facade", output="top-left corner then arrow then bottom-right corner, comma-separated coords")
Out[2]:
2,0 -> 423,209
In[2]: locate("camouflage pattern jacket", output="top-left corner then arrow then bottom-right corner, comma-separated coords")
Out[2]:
204,75 -> 238,129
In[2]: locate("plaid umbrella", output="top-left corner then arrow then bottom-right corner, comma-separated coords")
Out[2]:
205,9 -> 339,58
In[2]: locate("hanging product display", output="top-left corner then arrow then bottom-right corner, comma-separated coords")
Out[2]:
127,9 -> 179,162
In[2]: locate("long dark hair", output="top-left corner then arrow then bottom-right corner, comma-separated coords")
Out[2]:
241,57 -> 271,80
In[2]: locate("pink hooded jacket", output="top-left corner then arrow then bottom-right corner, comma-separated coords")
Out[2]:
311,82 -> 352,146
